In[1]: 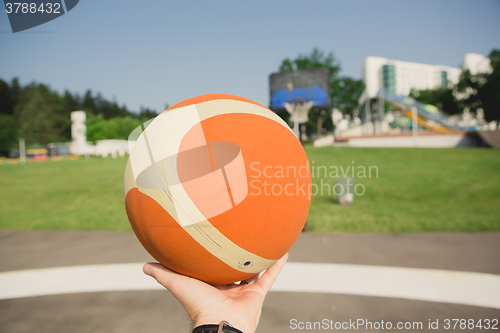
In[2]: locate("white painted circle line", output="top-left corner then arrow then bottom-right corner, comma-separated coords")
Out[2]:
276,263 -> 500,310
0,263 -> 161,300
1,262 -> 499,309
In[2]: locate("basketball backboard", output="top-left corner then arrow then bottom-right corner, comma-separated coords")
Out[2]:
269,68 -> 330,110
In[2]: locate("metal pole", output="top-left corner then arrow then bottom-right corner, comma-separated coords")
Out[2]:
19,138 -> 26,163
294,121 -> 300,140
365,99 -> 371,135
364,99 -> 367,135
298,123 -> 303,144
411,106 -> 418,148
377,96 -> 381,136
317,111 -> 323,137
379,91 -> 384,134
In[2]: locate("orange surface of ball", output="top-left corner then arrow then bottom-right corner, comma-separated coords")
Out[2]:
124,94 -> 311,284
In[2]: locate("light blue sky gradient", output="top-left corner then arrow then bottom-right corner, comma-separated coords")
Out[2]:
1,0 -> 499,113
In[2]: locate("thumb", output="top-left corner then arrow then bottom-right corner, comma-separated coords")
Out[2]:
143,262 -> 181,289
256,253 -> 288,294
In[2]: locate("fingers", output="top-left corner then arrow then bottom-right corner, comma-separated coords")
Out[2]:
144,254 -> 289,297
255,253 -> 288,294
240,274 -> 259,285
143,262 -> 184,291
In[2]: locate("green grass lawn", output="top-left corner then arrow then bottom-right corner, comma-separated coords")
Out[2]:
0,157 -> 131,231
306,146 -> 500,232
1,147 -> 499,232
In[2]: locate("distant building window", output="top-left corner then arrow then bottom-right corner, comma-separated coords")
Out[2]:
440,71 -> 448,88
383,64 -> 396,94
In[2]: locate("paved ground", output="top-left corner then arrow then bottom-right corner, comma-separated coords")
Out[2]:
1,230 -> 499,332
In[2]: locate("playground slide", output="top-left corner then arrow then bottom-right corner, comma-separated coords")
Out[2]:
379,91 -> 459,132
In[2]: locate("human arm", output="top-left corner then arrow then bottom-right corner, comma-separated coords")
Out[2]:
143,253 -> 289,333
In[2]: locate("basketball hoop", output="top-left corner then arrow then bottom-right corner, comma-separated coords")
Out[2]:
269,68 -> 330,143
284,100 -> 314,141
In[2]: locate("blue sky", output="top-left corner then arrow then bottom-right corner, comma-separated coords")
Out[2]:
1,0 -> 499,113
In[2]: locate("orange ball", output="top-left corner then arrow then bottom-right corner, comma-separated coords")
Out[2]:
124,94 -> 311,284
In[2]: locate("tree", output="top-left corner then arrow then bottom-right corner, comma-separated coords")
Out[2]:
0,79 -> 14,115
279,48 -> 341,82
81,90 -> 131,119
61,90 -> 81,116
0,78 -> 20,155
0,114 -> 16,156
82,90 -> 97,115
86,114 -> 143,143
476,49 -> 500,121
85,114 -> 109,143
138,107 -> 158,120
10,78 -> 21,110
60,90 -> 81,140
409,87 -> 460,115
457,49 -> 500,121
0,77 -> 157,153
13,84 -> 69,145
331,77 -> 366,115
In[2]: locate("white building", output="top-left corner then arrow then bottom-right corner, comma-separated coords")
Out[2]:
69,111 -> 133,158
463,53 -> 492,75
360,53 -> 491,101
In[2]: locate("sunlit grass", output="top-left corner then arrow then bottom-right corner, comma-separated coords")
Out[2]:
1,146 -> 499,232
305,146 -> 500,232
0,157 -> 131,230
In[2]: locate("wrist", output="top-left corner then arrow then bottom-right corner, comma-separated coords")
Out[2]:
193,315 -> 255,333
192,322 -> 244,333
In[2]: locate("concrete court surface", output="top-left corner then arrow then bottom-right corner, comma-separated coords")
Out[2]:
0,230 -> 499,333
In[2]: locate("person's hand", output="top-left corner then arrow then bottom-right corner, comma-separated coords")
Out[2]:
143,253 -> 288,333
